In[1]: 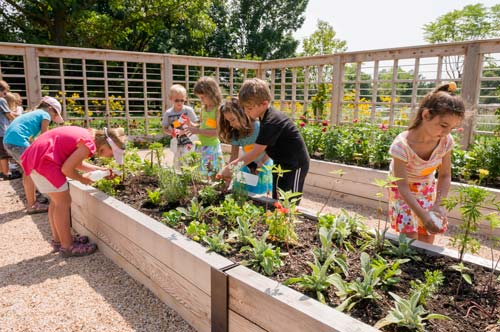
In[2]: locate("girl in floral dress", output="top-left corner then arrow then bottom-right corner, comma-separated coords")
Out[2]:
388,82 -> 465,244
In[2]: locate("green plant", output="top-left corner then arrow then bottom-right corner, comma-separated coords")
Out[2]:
177,198 -> 212,222
161,209 -> 182,227
442,181 -> 495,261
371,256 -> 409,290
375,291 -> 449,331
240,232 -> 284,276
265,190 -> 302,244
384,233 -> 421,261
146,142 -> 164,167
312,229 -> 349,276
93,176 -> 121,196
372,175 -> 401,253
284,253 -> 339,304
186,221 -> 208,242
146,188 -> 161,205
451,262 -> 473,295
199,184 -> 220,206
409,270 -> 445,305
229,216 -> 256,246
157,167 -> 190,204
330,252 -> 384,312
316,210 -> 365,251
483,211 -> 500,295
203,230 -> 231,254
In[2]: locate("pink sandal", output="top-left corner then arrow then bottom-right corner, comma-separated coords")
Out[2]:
59,242 -> 97,258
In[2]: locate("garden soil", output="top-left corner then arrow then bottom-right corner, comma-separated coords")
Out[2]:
0,178 -> 195,332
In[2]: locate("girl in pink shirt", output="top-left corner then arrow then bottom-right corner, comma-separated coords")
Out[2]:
388,83 -> 465,244
21,126 -> 126,257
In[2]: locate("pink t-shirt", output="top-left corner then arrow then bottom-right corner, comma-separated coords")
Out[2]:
389,131 -> 454,183
21,126 -> 96,188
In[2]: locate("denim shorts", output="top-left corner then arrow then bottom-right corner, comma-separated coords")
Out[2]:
3,143 -> 26,164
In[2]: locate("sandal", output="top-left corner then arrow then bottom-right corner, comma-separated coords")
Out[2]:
27,202 -> 49,215
59,242 -> 97,258
50,234 -> 90,252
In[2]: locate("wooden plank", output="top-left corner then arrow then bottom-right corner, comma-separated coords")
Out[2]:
460,43 -> 483,148
227,266 -> 378,332
71,219 -> 209,332
330,56 -> 343,125
70,182 -> 234,294
23,47 -> 41,108
370,60 -> 379,123
229,311 -> 267,332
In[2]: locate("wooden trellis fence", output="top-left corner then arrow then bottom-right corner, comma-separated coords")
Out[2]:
1,39 -> 500,147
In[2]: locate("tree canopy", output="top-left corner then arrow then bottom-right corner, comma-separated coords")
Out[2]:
423,3 -> 500,43
0,0 -> 309,59
301,19 -> 347,56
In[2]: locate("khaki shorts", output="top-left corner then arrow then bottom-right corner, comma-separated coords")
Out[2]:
30,170 -> 69,194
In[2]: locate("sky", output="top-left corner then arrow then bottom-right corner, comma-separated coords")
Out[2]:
294,0 -> 500,52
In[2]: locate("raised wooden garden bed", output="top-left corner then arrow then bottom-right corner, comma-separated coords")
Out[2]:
70,180 -> 499,332
70,181 -> 378,332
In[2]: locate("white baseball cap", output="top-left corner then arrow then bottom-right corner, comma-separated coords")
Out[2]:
41,96 -> 64,124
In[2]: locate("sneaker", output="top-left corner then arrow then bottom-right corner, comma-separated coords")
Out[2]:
0,172 -> 22,180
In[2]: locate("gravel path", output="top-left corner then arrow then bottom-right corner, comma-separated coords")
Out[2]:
0,178 -> 195,332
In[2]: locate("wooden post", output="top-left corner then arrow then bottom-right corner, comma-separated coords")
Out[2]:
370,60 -> 379,123
143,62 -> 149,135
23,47 -> 41,109
82,59 -> 89,127
280,68 -> 286,112
104,60 -> 110,128
460,43 -> 483,149
163,56 -> 173,111
291,68 -> 297,119
330,56 -> 343,125
388,59 -> 398,126
303,66 -> 309,118
124,62 -> 130,133
354,62 -> 361,120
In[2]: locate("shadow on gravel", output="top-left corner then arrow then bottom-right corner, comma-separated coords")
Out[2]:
1,179 -> 195,332
0,209 -> 26,224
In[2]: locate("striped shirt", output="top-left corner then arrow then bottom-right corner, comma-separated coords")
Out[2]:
389,131 -> 454,183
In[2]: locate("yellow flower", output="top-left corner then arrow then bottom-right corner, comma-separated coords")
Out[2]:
193,140 -> 202,146
479,169 -> 489,177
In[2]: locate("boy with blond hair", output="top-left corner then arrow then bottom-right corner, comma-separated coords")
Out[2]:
220,78 -> 310,200
162,84 -> 198,167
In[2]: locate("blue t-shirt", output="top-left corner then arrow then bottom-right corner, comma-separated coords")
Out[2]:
4,109 -> 51,147
231,121 -> 266,162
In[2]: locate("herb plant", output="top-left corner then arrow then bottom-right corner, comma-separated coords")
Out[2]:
240,232 -> 284,276
284,253 -> 339,304
375,291 -> 449,331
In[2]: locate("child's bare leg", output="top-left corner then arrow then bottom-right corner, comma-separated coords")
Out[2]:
49,190 -> 73,248
0,158 -> 9,175
23,174 -> 37,207
404,232 -> 418,240
47,198 -> 59,243
417,233 -> 435,244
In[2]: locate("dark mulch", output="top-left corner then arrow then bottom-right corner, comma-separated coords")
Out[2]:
113,174 -> 500,332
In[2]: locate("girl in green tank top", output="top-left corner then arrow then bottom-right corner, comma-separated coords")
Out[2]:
186,77 -> 224,176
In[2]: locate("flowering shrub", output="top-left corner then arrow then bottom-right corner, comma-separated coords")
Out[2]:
299,120 -> 400,169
